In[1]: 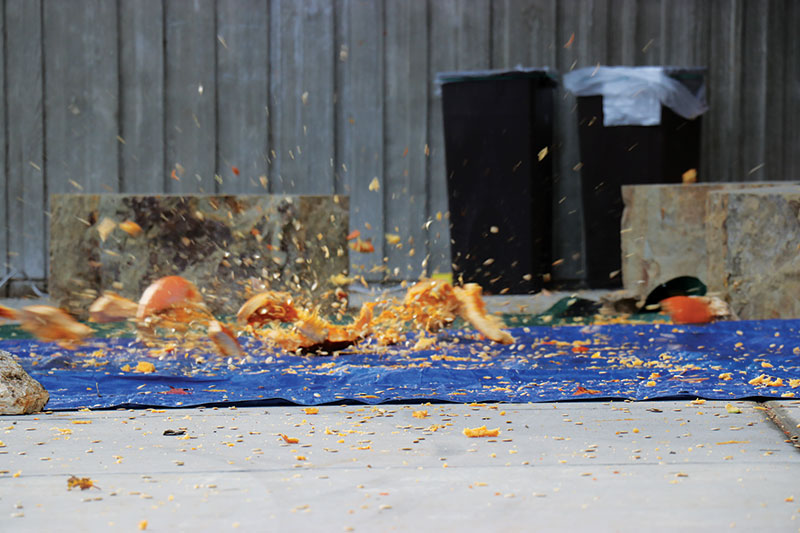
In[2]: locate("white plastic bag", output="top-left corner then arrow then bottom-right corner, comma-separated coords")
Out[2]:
563,67 -> 708,126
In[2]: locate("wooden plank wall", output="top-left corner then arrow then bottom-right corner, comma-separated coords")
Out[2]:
1,0 -> 797,295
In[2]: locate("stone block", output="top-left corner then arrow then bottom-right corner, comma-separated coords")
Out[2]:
50,194 -> 349,318
621,182 -> 796,301
0,350 -> 49,414
706,186 -> 800,320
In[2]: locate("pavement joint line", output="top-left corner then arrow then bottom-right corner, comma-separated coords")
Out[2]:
763,401 -> 800,451
5,458 -> 800,481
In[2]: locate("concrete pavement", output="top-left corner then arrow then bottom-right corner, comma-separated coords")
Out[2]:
2,400 -> 799,532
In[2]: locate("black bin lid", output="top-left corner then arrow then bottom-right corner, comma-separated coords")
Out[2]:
436,67 -> 558,87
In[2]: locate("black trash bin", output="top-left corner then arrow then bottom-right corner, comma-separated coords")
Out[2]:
439,68 -> 557,294
565,67 -> 707,288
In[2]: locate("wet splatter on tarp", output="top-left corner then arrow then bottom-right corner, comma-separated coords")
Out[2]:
4,319 -> 800,410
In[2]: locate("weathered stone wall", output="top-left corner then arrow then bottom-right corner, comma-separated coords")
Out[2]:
621,183 -> 722,299
706,186 -> 800,320
621,183 -> 797,297
50,195 -> 349,318
621,183 -> 800,319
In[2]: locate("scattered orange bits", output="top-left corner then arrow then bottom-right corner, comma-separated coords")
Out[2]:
348,238 -> 374,253
67,475 -> 98,491
135,361 -> 156,374
385,233 -> 401,245
761,361 -> 774,368
138,520 -> 148,531
412,335 -> 437,351
303,407 -> 319,415
71,420 -> 92,425
463,426 -> 500,438
295,456 -> 306,461
748,374 -> 784,387
789,379 -> 800,388
89,292 -> 139,323
0,304 -> 93,347
118,220 -> 143,237
279,434 -> 299,444
719,373 -> 733,381
346,229 -> 361,241
96,217 -> 117,242
231,166 -> 240,175
412,410 -> 429,419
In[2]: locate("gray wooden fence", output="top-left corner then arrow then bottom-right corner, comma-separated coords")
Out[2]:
1,0 -> 798,296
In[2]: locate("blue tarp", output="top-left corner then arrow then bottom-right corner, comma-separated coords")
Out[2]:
4,319 -> 800,410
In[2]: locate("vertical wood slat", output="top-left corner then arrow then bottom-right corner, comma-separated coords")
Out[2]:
119,0 -> 164,193
6,0 -> 45,280
43,0 -> 119,194
270,0 -> 335,194
762,0 -> 786,182
384,0 -> 428,281
216,0 -> 270,193
427,0 -> 492,277
164,0 -> 216,193
490,0 -> 557,68
633,0 -> 662,65
707,0 -> 743,183
607,0 -> 638,65
0,3 -> 6,284
335,0 -> 384,280
784,0 -> 800,181
660,0 -> 709,65
739,0 -> 769,181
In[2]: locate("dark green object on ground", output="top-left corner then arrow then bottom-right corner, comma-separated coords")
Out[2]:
641,276 -> 707,311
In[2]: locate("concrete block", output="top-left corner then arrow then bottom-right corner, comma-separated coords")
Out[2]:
621,182 -> 796,301
706,186 -> 800,319
50,194 -> 349,318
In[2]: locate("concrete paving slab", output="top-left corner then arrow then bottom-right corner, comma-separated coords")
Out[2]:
2,401 -> 799,531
